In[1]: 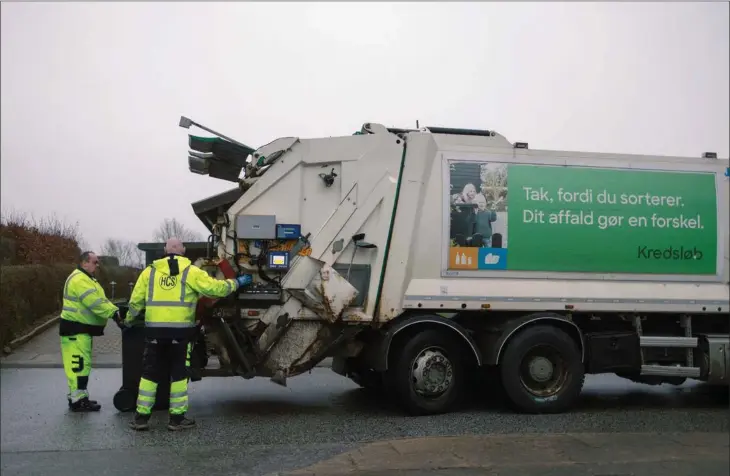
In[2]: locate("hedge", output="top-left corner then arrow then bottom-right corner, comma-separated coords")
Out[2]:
0,224 -> 80,265
0,263 -> 141,349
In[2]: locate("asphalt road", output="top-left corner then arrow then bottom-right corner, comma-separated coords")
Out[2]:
1,368 -> 728,476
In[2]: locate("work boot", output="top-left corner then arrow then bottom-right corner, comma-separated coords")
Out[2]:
129,412 -> 151,431
69,397 -> 101,412
68,397 -> 98,408
167,414 -> 196,431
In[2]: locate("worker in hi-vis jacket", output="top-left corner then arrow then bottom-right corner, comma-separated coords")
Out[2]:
60,251 -> 123,412
124,237 -> 252,431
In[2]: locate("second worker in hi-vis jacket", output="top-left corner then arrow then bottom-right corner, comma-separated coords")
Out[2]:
124,237 -> 252,432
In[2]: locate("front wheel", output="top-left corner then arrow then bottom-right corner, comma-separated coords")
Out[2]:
387,329 -> 467,415
500,325 -> 585,414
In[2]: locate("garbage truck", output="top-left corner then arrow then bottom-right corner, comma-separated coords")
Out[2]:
136,117 -> 730,416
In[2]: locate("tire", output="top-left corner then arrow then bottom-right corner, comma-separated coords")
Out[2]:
113,388 -> 137,413
387,329 -> 467,416
499,325 -> 585,414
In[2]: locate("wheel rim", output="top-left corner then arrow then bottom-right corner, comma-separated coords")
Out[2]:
411,346 -> 454,398
518,344 -> 569,398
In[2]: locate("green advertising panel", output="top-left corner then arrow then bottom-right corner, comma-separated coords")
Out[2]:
447,162 -> 718,275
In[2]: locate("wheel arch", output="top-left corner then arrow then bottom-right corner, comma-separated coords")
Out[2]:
486,313 -> 585,366
371,313 -> 483,372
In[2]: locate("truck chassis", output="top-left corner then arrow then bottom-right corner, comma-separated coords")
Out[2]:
183,260 -> 729,416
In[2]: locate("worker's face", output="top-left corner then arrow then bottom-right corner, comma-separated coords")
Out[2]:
82,254 -> 100,275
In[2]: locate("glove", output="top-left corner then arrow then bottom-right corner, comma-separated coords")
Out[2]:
236,274 -> 253,287
112,311 -> 125,330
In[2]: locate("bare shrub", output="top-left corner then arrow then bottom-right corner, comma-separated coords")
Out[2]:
154,218 -> 203,242
0,208 -> 84,265
0,208 -> 83,242
101,238 -> 144,268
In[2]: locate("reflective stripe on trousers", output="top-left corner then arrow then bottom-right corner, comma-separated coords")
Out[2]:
169,379 -> 189,415
68,389 -> 88,403
135,378 -> 189,415
136,378 -> 157,415
61,334 -> 92,403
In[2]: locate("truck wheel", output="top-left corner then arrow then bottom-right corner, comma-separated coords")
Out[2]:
389,329 -> 466,415
500,325 -> 585,414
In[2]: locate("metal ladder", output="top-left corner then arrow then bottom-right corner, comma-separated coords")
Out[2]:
635,315 -> 701,378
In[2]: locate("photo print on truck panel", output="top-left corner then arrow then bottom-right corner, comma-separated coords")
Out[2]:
448,161 -> 509,271
446,160 -> 717,275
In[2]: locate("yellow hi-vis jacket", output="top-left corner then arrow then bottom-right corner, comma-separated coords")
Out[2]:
59,267 -> 119,337
126,254 -> 239,337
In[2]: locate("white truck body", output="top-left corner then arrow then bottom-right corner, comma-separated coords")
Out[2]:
161,119 -> 730,416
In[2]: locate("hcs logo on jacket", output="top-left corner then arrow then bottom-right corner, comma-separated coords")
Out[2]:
159,275 -> 178,290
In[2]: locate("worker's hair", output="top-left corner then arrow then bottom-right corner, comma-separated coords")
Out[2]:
79,251 -> 95,264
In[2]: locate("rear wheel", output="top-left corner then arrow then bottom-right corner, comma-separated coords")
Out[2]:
499,325 -> 585,414
388,329 -> 467,415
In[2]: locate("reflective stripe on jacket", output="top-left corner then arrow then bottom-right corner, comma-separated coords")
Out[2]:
59,268 -> 119,336
127,255 -> 239,332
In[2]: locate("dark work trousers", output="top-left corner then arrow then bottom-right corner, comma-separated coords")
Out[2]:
136,338 -> 190,416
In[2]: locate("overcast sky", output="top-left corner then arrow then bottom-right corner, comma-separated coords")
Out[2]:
1,2 -> 728,251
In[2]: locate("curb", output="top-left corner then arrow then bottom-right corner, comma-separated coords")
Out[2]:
1,356 -> 335,370
6,315 -> 60,352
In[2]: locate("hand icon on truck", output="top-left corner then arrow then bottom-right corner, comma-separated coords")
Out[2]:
484,253 -> 500,265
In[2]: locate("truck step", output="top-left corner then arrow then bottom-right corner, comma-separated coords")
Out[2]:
640,364 -> 701,378
639,336 -> 697,348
